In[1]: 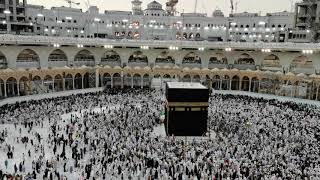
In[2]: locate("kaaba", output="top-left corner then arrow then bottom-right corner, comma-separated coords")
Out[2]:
165,82 -> 209,136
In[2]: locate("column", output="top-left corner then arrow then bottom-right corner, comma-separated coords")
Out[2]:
229,80 -> 232,90
111,77 -> 113,88
96,73 -> 100,88
249,78 -> 252,92
141,77 -> 143,89
131,76 -> 133,88
316,86 -> 319,101
100,75 -> 103,88
121,76 -> 124,89
219,79 -> 222,90
239,79 -> 242,91
12,82 -> 15,96
4,81 -> 7,97
81,76 -> 84,89
72,77 -> 75,90
52,79 -> 55,92
62,78 -> 65,91
258,80 -> 261,93
0,82 -> 2,97
17,81 -> 20,96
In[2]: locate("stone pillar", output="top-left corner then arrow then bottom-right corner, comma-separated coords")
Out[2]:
62,78 -> 65,91
121,76 -> 124,89
4,81 -> 7,97
100,75 -> 103,88
239,79 -> 242,91
316,86 -> 319,101
111,77 -> 113,88
96,72 -> 99,88
131,76 -> 133,88
81,76 -> 84,89
52,80 -> 55,92
258,80 -> 261,93
72,77 -> 75,90
219,79 -> 222,90
229,80 -> 232,90
249,78 -> 252,92
141,77 -> 143,89
17,81 -> 20,96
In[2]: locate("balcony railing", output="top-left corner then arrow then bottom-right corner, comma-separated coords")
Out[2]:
1,34 -> 320,51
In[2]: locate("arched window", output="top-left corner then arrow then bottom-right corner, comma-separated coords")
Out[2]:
48,49 -> 67,61
209,53 -> 228,64
74,50 -> 95,67
291,56 -> 313,69
155,51 -> 175,64
235,53 -> 255,65
128,51 -> 148,64
17,49 -> 39,62
0,51 -> 7,69
263,54 -> 280,67
101,50 -> 121,63
182,52 -> 201,64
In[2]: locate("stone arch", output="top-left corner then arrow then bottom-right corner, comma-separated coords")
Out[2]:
163,74 -> 171,79
19,76 -> 29,96
209,53 -> 228,64
128,51 -> 148,64
291,55 -> 313,69
83,73 -> 90,89
113,73 -> 122,88
182,74 -> 191,82
221,75 -> 230,90
182,52 -> 201,64
231,75 -> 240,90
6,77 -> 18,97
101,50 -> 121,64
189,33 -> 194,39
235,53 -> 255,65
74,73 -> 82,89
0,51 -> 7,69
155,51 -> 175,64
251,77 -> 259,92
128,31 -> 133,38
241,76 -> 250,91
212,75 -> 221,90
17,49 -> 39,62
54,74 -> 63,92
124,73 -> 132,88
16,49 -> 40,68
176,32 -> 181,39
143,74 -> 150,87
133,74 -> 141,87
44,75 -> 54,92
193,75 -> 201,82
74,49 -> 95,67
65,74 -> 73,90
102,73 -> 112,88
48,49 -> 68,62
262,54 -> 280,67
183,32 -> 188,39
31,76 -> 42,94
133,32 -> 140,39
0,78 -> 4,98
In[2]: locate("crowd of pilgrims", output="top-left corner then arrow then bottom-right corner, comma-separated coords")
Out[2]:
0,88 -> 319,180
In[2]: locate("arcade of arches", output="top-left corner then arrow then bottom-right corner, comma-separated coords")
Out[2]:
1,66 -> 320,102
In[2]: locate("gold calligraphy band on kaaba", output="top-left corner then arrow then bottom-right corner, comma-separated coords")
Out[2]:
166,102 -> 209,107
